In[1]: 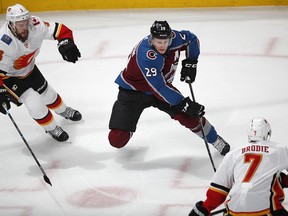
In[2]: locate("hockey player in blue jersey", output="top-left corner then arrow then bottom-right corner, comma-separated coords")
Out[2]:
108,20 -> 230,155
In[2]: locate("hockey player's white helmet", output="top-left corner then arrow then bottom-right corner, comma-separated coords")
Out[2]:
247,117 -> 272,142
6,4 -> 30,22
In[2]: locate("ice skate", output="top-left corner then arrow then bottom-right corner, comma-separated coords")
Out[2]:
212,135 -> 230,156
46,126 -> 69,142
59,107 -> 82,121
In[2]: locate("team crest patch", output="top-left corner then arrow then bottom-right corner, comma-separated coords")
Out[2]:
146,50 -> 157,60
1,34 -> 12,45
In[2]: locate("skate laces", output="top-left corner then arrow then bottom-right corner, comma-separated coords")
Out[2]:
60,107 -> 76,119
48,126 -> 64,137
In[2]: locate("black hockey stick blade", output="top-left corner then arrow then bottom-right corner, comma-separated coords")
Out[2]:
2,104 -> 53,187
44,175 -> 52,186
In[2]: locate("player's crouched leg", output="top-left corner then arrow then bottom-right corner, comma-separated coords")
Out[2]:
108,129 -> 133,148
173,113 -> 230,156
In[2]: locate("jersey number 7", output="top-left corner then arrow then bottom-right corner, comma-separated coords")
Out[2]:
242,153 -> 263,183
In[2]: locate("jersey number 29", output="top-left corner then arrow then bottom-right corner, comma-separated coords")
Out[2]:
145,67 -> 157,77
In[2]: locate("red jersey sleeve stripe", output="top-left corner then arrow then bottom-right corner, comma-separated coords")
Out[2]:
54,23 -> 74,41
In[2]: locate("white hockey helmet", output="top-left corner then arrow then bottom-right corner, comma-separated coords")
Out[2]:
6,4 -> 30,22
247,117 -> 272,142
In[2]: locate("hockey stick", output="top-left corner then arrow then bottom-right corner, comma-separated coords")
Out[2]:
2,103 -> 52,186
186,80 -> 216,172
211,208 -> 226,215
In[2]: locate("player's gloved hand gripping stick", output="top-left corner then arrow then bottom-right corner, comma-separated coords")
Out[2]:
182,72 -> 217,172
0,86 -> 10,114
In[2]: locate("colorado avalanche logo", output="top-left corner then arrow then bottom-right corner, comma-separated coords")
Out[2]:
146,50 -> 157,60
171,31 -> 176,39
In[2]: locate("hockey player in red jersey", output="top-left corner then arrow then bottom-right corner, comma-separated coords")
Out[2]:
108,20 -> 230,155
0,4 -> 81,142
189,117 -> 288,216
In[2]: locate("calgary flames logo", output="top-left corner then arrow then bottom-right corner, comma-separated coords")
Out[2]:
13,49 -> 38,70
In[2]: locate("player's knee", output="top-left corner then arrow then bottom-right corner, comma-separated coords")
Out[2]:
108,129 -> 131,148
173,113 -> 199,128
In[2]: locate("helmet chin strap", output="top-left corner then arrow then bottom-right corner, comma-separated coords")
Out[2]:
8,22 -> 16,35
148,35 -> 153,45
8,22 -> 27,42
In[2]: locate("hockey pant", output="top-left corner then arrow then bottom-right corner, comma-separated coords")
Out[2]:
3,65 -> 68,131
109,87 -> 218,148
173,113 -> 218,144
109,114 -> 217,149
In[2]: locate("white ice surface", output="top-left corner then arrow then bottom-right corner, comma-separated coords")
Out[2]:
0,6 -> 288,216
